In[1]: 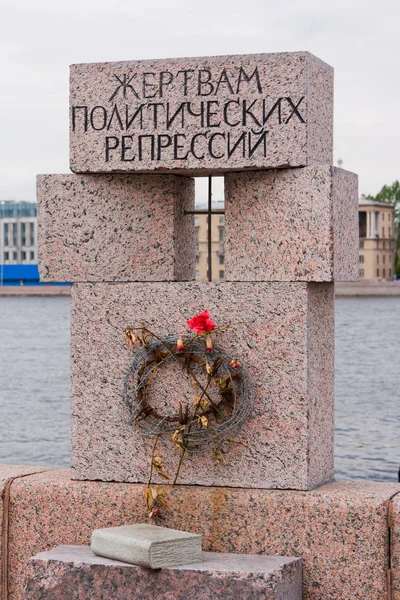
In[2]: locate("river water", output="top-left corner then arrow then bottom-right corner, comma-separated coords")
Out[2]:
0,295 -> 399,482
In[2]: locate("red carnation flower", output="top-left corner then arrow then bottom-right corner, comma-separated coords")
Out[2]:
187,310 -> 216,334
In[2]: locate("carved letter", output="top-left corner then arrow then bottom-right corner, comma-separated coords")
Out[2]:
208,132 -> 226,159
138,135 -> 155,161
173,134 -> 189,160
157,134 -> 172,159
223,100 -> 241,127
190,132 -> 208,159
187,102 -> 205,128
236,67 -> 262,93
215,69 -> 234,94
248,130 -> 267,157
71,106 -> 88,132
143,72 -> 158,98
121,135 -> 135,161
285,97 -> 306,123
227,132 -> 246,158
90,106 -> 107,131
177,69 -> 195,95
105,136 -> 119,161
242,99 -> 261,127
159,71 -> 173,97
125,105 -> 144,130
107,105 -> 124,131
166,103 -> 186,129
206,101 -> 221,127
198,70 -> 214,96
147,103 -> 165,129
263,98 -> 282,125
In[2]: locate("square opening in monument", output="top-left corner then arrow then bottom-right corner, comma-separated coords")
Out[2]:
193,177 -> 225,283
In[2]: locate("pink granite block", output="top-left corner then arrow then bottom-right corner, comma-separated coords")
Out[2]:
37,173 -> 194,283
23,546 -> 302,600
7,471 -> 77,600
225,167 -> 359,282
69,52 -> 332,175
0,465 -> 48,599
307,55 -> 334,165
6,471 -> 400,600
70,281 -> 334,489
390,493 -> 400,599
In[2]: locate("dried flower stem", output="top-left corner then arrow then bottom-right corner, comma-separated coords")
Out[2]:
147,433 -> 161,488
173,449 -> 186,486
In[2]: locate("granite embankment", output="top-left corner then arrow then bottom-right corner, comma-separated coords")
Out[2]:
1,283 -> 400,297
0,286 -> 71,296
335,281 -> 400,296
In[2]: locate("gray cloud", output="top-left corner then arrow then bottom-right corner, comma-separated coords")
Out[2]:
1,0 -> 399,200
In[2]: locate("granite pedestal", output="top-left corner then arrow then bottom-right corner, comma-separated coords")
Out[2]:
2,468 -> 400,600
24,546 -> 302,600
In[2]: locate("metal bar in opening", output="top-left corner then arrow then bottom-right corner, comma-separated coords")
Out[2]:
184,209 -> 225,215
208,176 -> 212,282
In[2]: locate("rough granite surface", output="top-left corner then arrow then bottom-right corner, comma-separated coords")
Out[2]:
332,166 -> 360,280
37,173 -> 195,282
0,465 -> 48,599
69,52 -> 333,174
23,546 -> 302,600
224,167 -> 359,282
4,470 -> 400,600
391,494 -> 400,598
70,281 -> 334,490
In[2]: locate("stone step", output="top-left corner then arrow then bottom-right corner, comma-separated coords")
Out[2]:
24,545 -> 302,600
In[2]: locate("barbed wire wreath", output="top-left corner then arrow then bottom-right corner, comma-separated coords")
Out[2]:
123,310 -> 253,519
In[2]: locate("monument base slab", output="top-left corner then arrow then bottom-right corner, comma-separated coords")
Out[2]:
23,546 -> 302,600
2,468 -> 400,600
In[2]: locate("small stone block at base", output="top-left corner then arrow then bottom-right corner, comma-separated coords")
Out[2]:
24,545 -> 302,600
91,523 -> 202,568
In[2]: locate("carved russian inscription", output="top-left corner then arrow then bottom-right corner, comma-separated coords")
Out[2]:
70,52 -> 333,174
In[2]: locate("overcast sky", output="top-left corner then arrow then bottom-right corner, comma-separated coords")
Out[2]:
1,0 -> 399,202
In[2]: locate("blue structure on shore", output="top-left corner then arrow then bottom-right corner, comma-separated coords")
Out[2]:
0,264 -> 70,286
0,200 -> 68,286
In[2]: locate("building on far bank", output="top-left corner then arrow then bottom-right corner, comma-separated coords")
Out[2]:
195,200 -> 225,282
0,201 -> 38,265
359,196 -> 396,280
0,200 -> 39,285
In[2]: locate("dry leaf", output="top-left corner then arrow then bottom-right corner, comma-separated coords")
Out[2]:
193,395 -> 201,407
152,456 -> 170,480
199,398 -> 209,412
214,448 -> 226,465
198,415 -> 208,428
144,487 -> 155,508
172,428 -> 184,451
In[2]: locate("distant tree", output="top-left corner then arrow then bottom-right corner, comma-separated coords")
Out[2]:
367,180 -> 400,230
367,181 -> 400,278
